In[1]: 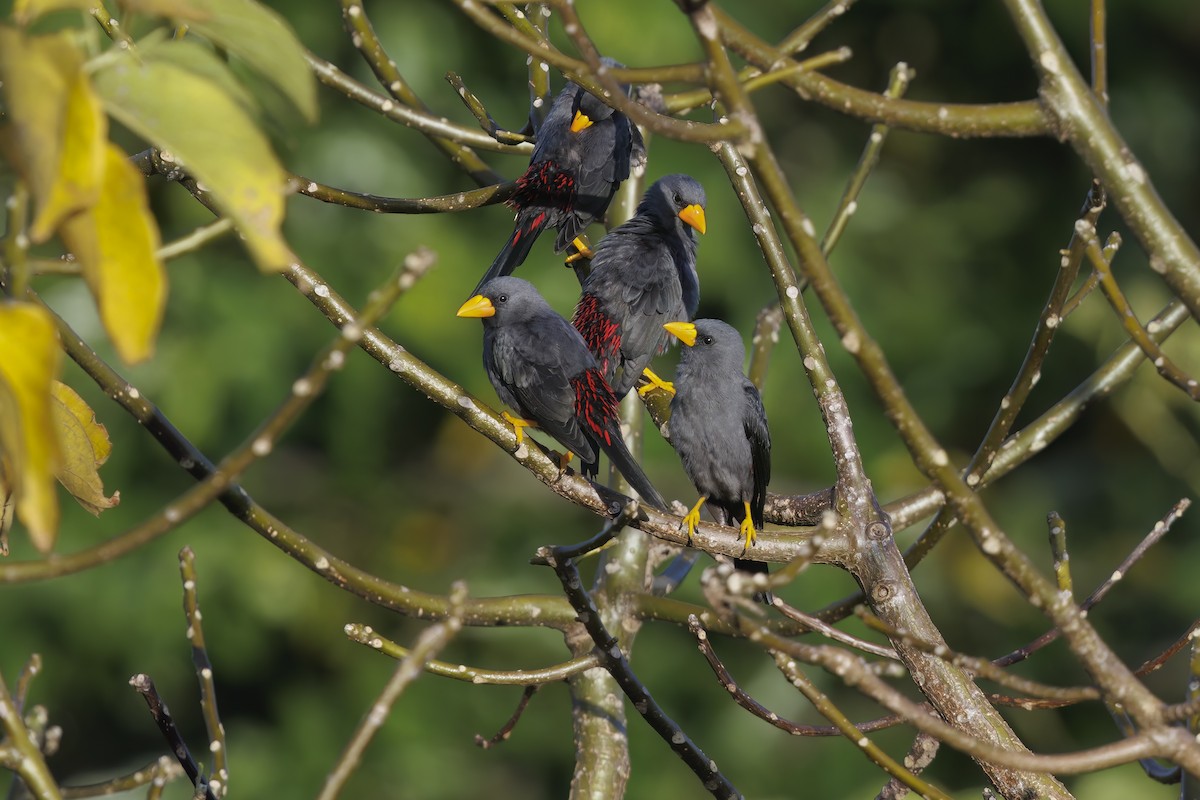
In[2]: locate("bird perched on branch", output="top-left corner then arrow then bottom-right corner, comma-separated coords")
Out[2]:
572,174 -> 706,398
457,277 -> 667,511
471,72 -> 644,296
663,319 -> 772,600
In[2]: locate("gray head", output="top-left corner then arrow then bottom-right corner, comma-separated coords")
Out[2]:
457,276 -> 552,326
638,174 -> 707,237
665,318 -> 746,372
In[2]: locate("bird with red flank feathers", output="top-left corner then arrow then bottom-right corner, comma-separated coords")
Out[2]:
572,174 -> 706,398
470,68 -> 644,297
457,277 -> 667,511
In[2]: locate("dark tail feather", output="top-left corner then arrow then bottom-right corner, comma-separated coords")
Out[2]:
652,550 -> 700,595
472,218 -> 543,296
733,558 -> 773,604
599,437 -> 667,511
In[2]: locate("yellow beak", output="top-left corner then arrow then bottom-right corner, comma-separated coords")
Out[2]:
456,295 -> 495,318
678,204 -> 706,235
663,321 -> 697,347
570,110 -> 593,133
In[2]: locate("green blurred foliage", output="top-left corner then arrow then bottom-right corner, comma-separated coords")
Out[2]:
3,0 -> 1200,798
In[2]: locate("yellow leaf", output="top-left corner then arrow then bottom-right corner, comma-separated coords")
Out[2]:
180,0 -> 318,122
0,29 -> 84,236
30,69 -> 108,243
118,0 -> 210,20
94,53 -> 294,272
0,303 -> 63,552
50,381 -> 119,516
60,143 -> 167,364
13,0 -> 98,26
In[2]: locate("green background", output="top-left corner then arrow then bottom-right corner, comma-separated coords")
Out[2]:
3,0 -> 1200,797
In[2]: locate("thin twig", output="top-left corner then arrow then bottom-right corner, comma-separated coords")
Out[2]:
339,0 -> 503,185
305,51 -> 530,156
822,62 -> 915,257
771,599 -> 897,660
128,675 -> 216,800
13,655 -> 41,712
779,0 -> 858,55
344,623 -> 600,684
1062,269 -> 1103,318
687,615 -> 897,737
1087,231 -> 1200,400
855,608 -> 1099,703
1136,619 -> 1200,678
0,669 -> 60,800
663,48 -> 853,115
445,72 -> 534,144
538,547 -> 741,799
714,8 -> 1052,138
1047,512 -> 1072,595
771,652 -> 955,800
758,623 -> 1166,775
994,498 -> 1190,667
1005,0 -> 1200,323
474,686 -> 539,749
157,219 -> 236,261
904,183 -> 1106,567
60,757 -> 183,799
294,175 -> 517,213
316,583 -> 467,800
178,549 -> 226,797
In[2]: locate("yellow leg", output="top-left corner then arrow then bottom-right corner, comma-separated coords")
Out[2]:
739,500 -> 758,553
503,411 -> 537,446
636,366 -> 675,397
558,450 -> 574,470
682,496 -> 707,543
563,235 -> 594,264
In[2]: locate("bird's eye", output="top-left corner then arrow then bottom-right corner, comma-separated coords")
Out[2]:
497,294 -> 508,303
702,335 -> 714,345
673,192 -> 684,205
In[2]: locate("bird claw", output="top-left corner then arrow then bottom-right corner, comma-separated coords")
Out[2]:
740,502 -> 758,554
564,236 -> 594,264
637,368 -> 675,396
681,496 -> 706,544
502,411 -> 536,446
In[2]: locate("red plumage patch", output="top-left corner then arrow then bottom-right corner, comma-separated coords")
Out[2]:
514,212 -> 547,244
572,293 -> 620,375
511,160 -> 577,212
570,369 -> 618,446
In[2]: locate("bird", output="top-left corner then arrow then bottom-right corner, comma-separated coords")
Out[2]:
457,277 -> 667,511
471,72 -> 644,296
663,318 -> 772,600
571,174 -> 706,398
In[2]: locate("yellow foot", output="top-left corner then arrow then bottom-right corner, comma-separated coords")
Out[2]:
502,411 -> 537,446
740,500 -> 758,553
564,235 -> 594,264
682,496 -> 706,543
558,450 -> 574,471
637,366 -> 675,397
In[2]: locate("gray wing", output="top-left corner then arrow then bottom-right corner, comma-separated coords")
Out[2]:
743,380 -> 771,529
590,230 -> 685,364
487,317 -> 596,460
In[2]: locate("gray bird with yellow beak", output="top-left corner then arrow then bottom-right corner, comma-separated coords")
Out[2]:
472,72 -> 644,296
573,174 -> 707,398
664,318 -> 772,598
457,277 -> 667,512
